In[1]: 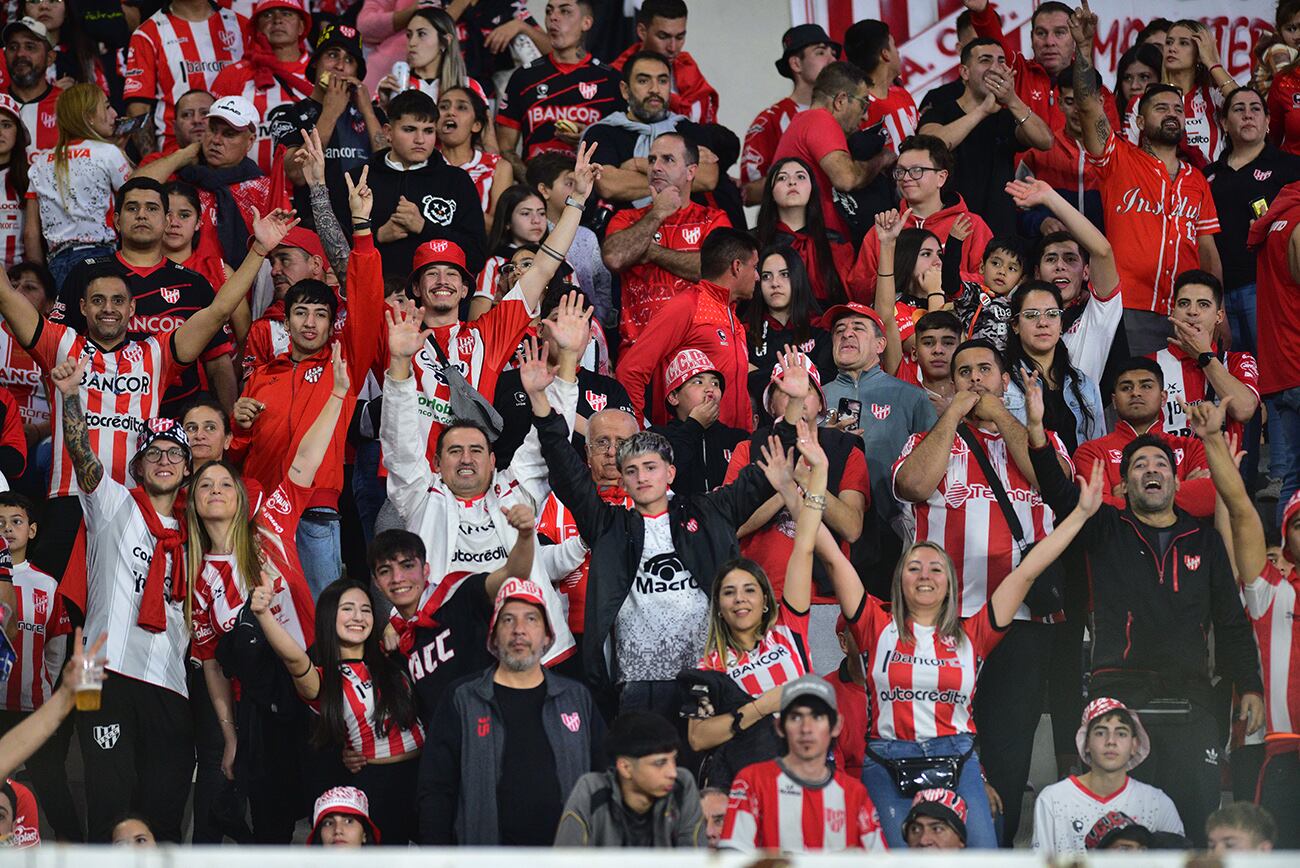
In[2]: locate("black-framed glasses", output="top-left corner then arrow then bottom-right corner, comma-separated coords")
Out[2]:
891,166 -> 942,181
143,446 -> 186,465
1019,308 -> 1063,321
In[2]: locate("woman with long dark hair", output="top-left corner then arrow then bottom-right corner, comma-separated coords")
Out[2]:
436,84 -> 511,229
469,184 -> 548,318
1113,43 -> 1162,131
0,96 -> 31,270
745,246 -> 831,405
755,157 -> 851,305
1004,281 -> 1104,453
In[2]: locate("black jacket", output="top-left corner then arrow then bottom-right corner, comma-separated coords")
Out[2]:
650,417 -> 747,496
1029,443 -> 1262,707
351,149 -> 487,278
535,409 -> 795,697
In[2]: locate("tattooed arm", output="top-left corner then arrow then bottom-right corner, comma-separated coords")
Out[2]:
1070,1 -> 1109,156
52,355 -> 101,494
297,127 -> 351,285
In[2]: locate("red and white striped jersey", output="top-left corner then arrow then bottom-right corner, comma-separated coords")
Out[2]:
458,148 -> 501,214
0,325 -> 48,429
1122,86 -> 1224,168
850,597 -> 1004,741
473,254 -> 507,300
535,486 -> 633,634
0,168 -> 24,268
1151,345 -> 1259,442
720,759 -> 886,852
742,97 -> 804,186
1244,563 -> 1300,735
862,84 -> 918,154
312,660 -> 425,760
80,476 -> 189,696
27,321 -> 182,497
16,87 -> 60,155
2,561 -> 71,712
211,55 -> 312,173
191,477 -> 316,660
892,424 -> 1072,622
698,603 -> 811,697
123,8 -> 247,148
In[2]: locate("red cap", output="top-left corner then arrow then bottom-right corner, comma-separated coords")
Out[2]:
486,577 -> 554,656
410,238 -> 472,284
664,348 -> 723,395
821,301 -> 885,332
275,226 -> 326,264
0,94 -> 21,124
253,0 -> 311,28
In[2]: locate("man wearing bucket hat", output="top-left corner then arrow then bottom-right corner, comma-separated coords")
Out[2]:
719,674 -> 885,851
1033,697 -> 1182,853
1084,811 -> 1153,850
308,786 -> 380,846
902,788 -> 968,849
418,576 -> 603,846
740,24 -> 840,203
649,347 -> 745,495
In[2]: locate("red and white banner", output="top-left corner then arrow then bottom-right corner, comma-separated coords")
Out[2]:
791,0 -> 1275,99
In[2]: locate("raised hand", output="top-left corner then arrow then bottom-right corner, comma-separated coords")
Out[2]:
795,418 -> 828,469
60,627 -> 107,695
949,388 -> 981,420
345,165 -> 373,222
1005,177 -> 1056,210
518,337 -> 555,398
986,65 -> 1018,106
757,436 -> 796,494
1069,0 -> 1097,50
250,207 -> 299,255
918,263 -> 943,303
1078,459 -> 1106,516
948,212 -> 973,242
776,345 -> 811,402
248,569 -> 276,616
1023,368 -> 1045,428
875,207 -> 910,245
502,503 -> 536,535
50,354 -> 88,397
1191,25 -> 1222,68
1181,396 -> 1231,442
570,139 -> 600,201
547,290 -> 592,354
330,340 -> 349,399
385,301 -> 432,362
296,127 -> 328,187
688,395 -> 720,428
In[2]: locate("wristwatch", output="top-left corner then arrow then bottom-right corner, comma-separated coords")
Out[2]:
1196,351 -> 1215,369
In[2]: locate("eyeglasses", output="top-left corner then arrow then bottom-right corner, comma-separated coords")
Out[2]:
841,91 -> 869,109
142,446 -> 186,465
587,436 -> 627,454
1019,308 -> 1063,321
891,166 -> 942,181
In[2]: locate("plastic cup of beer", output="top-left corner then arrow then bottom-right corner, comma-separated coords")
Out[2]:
75,656 -> 104,711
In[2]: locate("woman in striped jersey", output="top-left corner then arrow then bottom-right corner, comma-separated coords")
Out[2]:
184,341 -> 347,842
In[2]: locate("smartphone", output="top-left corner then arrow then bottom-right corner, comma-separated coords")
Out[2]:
837,397 -> 862,428
113,113 -> 150,137
1250,197 -> 1269,219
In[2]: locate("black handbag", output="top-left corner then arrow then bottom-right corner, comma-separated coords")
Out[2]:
425,333 -> 504,441
864,743 -> 974,796
956,423 -> 1065,617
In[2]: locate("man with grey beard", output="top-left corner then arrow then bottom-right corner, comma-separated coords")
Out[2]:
417,577 -> 604,846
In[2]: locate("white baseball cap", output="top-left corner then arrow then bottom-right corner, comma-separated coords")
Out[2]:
2,16 -> 53,49
206,96 -> 259,131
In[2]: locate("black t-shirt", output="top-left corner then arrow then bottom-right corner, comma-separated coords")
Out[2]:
1041,382 -> 1077,453
459,0 -> 540,92
494,680 -> 562,845
404,572 -> 495,729
1206,143 -> 1300,290
269,97 -> 383,234
498,54 -> 624,159
51,253 -> 227,415
492,366 -> 634,466
919,96 -> 1020,236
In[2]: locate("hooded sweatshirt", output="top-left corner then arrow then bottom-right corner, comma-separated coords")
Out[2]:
848,193 -> 993,300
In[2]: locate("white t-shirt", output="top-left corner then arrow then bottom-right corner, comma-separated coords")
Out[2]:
615,512 -> 709,682
1062,287 -> 1124,386
27,139 -> 131,250
1032,775 -> 1183,853
450,495 -> 508,571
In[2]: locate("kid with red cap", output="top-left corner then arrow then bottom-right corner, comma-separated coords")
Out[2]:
650,348 -> 746,495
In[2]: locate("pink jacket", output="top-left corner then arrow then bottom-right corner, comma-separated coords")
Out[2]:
357,0 -> 407,91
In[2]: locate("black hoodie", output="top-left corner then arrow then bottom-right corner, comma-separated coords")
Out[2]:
350,148 -> 487,279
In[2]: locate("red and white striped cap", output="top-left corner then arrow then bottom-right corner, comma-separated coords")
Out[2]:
664,348 -> 723,395
0,94 -> 20,124
762,352 -> 826,414
904,788 -> 967,843
1075,696 -> 1150,770
1282,489 -> 1300,559
486,577 -> 554,656
307,786 -> 379,844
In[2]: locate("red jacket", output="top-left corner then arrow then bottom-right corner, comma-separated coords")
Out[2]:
229,234 -> 382,509
848,195 -> 993,300
1072,418 -> 1214,517
611,42 -> 718,124
1248,181 -> 1300,395
615,279 -> 752,430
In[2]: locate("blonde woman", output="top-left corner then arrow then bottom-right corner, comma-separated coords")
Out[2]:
377,7 -> 466,106
25,83 -> 130,288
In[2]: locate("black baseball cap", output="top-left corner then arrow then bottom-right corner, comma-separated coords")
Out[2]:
776,24 -> 841,79
310,22 -> 367,80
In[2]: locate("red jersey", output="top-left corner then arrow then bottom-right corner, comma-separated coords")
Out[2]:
851,598 -> 1005,741
1019,128 -> 1103,201
535,485 -> 633,634
27,322 -> 182,497
124,8 -> 247,148
604,201 -> 730,344
211,54 -> 313,174
861,84 -> 917,154
1268,67 -> 1300,157
697,604 -> 811,697
1149,345 -> 1258,442
1248,182 -> 1300,395
0,167 -> 24,267
196,175 -> 278,262
892,424 -> 1072,621
14,86 -> 59,155
1122,88 -> 1224,169
825,667 -> 866,779
1087,131 -> 1219,313
1244,563 -> 1300,735
615,279 -> 751,430
310,660 -> 424,760
1073,419 -> 1214,517
230,235 -> 382,509
773,107 -> 851,237
850,197 -> 993,299
742,97 -> 804,186
0,325 -> 48,429
2,561 -> 71,713
723,437 -> 870,600
191,478 -> 317,660
721,759 -> 886,852
457,148 -> 501,213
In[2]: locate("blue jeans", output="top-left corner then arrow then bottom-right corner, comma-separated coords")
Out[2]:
48,244 -> 115,292
1268,387 -> 1300,525
1224,283 -> 1258,356
351,439 -> 385,547
296,509 -> 342,599
861,733 -> 997,849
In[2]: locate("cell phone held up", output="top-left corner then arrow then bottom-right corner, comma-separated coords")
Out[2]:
837,398 -> 862,429
112,112 -> 150,138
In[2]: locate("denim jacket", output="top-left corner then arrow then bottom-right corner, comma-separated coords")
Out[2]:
1004,371 -> 1105,447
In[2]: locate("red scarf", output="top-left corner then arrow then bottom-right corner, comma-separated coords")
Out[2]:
246,33 -> 313,96
128,487 -> 187,633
